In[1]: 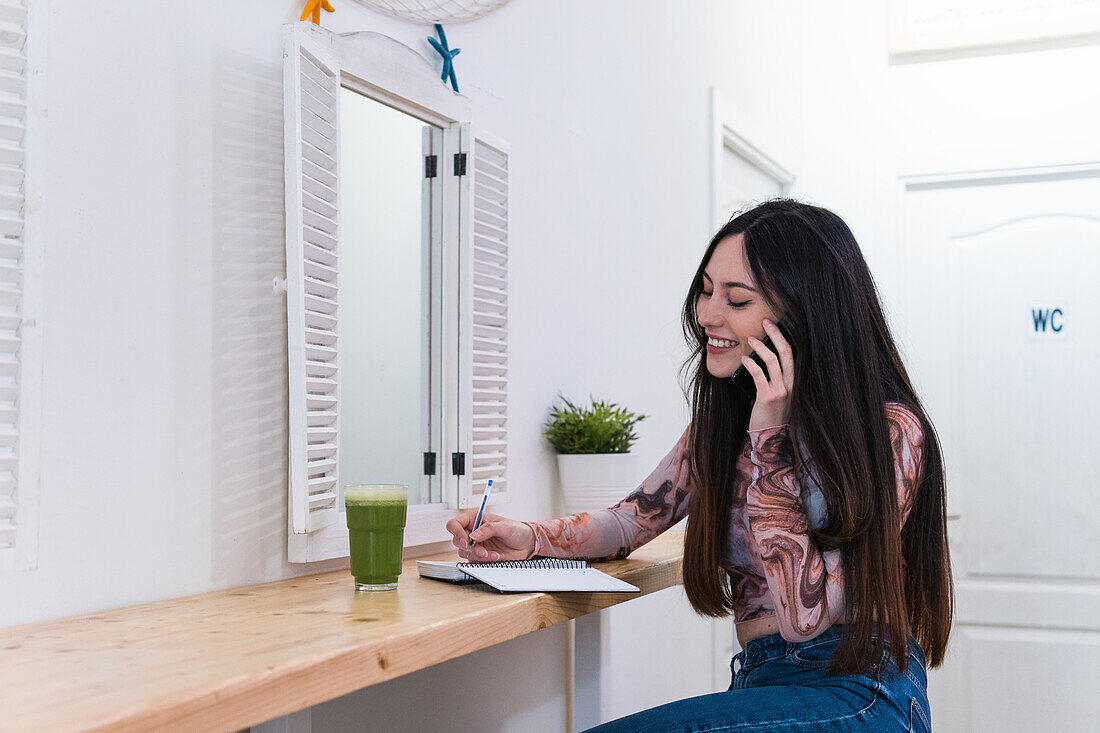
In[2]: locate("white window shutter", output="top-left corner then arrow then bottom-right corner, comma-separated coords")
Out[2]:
283,24 -> 340,534
458,124 -> 509,508
0,0 -> 28,571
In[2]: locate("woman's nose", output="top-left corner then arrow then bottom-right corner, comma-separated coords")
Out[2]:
696,297 -> 720,327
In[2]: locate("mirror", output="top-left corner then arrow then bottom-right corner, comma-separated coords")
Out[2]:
337,87 -> 443,506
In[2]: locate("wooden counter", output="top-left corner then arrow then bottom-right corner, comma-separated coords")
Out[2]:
0,531 -> 685,732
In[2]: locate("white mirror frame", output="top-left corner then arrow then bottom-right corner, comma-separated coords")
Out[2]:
282,23 -> 507,563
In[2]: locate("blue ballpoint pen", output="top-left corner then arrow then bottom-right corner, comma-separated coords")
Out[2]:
466,479 -> 494,557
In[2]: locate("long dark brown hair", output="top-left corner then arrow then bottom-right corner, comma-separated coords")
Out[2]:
680,198 -> 953,675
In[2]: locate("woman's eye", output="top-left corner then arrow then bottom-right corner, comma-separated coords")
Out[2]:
700,290 -> 712,298
729,300 -> 750,309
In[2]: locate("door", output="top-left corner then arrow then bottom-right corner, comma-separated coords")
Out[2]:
577,99 -> 799,731
708,91 -> 791,691
903,169 -> 1100,732
715,142 -> 786,228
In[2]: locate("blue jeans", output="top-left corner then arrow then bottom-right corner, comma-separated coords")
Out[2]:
581,624 -> 931,732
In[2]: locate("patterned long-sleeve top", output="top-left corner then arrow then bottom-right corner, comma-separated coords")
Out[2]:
522,401 -> 925,642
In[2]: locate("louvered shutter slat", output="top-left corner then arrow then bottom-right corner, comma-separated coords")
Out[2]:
473,214 -> 507,239
305,326 -> 336,347
473,160 -> 507,186
303,258 -> 336,282
308,490 -> 337,510
0,118 -> 22,144
472,238 -> 506,259
472,351 -> 506,367
473,266 -> 506,285
301,121 -> 335,157
474,183 -> 507,207
0,4 -> 26,25
0,18 -> 25,44
473,287 -> 505,306
300,66 -> 336,108
0,53 -> 23,78
302,157 -> 336,191
307,410 -> 336,427
474,336 -> 506,350
472,244 -> 506,267
0,139 -> 22,167
304,343 -> 336,365
308,457 -> 336,474
304,292 -> 336,314
303,189 -> 336,222
0,169 -> 19,195
304,274 -> 336,300
0,78 -> 21,103
307,442 -> 336,460
302,208 -> 335,236
285,25 -> 341,539
304,240 -> 335,266
0,518 -> 15,548
305,359 -> 336,379
301,174 -> 336,208
309,425 -> 337,443
473,310 -> 506,329
473,258 -> 506,281
304,309 -> 336,333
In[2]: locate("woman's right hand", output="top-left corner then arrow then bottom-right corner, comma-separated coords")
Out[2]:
445,509 -> 536,562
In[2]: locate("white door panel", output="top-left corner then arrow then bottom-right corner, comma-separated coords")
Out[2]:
904,171 -> 1100,732
708,118 -> 787,681
717,150 -> 784,226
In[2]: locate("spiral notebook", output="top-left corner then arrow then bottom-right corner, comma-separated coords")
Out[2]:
416,558 -> 640,593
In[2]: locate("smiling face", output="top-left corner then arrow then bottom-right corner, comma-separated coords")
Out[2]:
695,233 -> 783,379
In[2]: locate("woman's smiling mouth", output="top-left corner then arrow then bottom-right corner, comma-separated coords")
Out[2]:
706,336 -> 738,354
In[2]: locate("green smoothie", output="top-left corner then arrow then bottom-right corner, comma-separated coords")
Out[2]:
345,485 -> 408,590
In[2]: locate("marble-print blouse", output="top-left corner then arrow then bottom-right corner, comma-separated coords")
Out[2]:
521,402 -> 926,642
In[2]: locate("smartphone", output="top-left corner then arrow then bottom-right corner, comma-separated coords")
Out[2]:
730,324 -> 788,401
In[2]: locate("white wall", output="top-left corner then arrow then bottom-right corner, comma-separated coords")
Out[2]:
1,1 -> 805,730
791,5 -> 1100,728
794,0 -> 1100,343
311,622 -> 571,733
7,0 -> 1095,729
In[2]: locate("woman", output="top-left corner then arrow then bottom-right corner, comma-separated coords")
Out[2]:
445,198 -> 953,732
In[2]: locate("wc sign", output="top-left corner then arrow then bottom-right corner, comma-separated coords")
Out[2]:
1029,303 -> 1067,340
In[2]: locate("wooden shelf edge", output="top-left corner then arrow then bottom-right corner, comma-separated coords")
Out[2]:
1,532 -> 685,732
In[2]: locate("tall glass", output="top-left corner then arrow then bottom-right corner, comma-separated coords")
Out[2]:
345,484 -> 408,591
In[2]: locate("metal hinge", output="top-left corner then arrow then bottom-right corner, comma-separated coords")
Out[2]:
423,451 -> 437,476
453,152 -> 467,177
451,451 -> 466,476
425,154 -> 438,178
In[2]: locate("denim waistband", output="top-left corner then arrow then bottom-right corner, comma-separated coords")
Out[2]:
740,623 -> 925,670
741,624 -> 841,666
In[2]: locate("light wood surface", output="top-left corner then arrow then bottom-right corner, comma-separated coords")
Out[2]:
0,531 -> 685,732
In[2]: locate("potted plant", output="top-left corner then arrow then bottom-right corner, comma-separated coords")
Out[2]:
543,395 -> 648,515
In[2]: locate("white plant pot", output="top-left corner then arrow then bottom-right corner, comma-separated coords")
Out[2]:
556,453 -> 639,515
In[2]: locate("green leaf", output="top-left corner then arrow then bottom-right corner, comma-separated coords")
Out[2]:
542,393 -> 648,454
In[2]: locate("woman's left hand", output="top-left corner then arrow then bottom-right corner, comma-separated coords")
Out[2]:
742,318 -> 794,431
